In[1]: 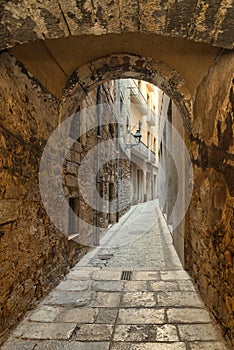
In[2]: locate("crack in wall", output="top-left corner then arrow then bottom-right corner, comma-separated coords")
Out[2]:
57,0 -> 72,36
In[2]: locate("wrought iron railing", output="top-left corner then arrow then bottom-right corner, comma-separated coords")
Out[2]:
129,133 -> 156,164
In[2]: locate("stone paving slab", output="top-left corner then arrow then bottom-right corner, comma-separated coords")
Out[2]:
66,269 -> 95,280
0,339 -> 36,350
0,200 -> 228,350
29,305 -> 99,323
92,280 -> 124,292
35,341 -> 110,350
95,308 -> 118,324
43,290 -> 94,307
121,292 -> 157,307
114,324 -> 180,342
167,308 -> 211,323
176,279 -> 196,291
189,341 -> 228,349
117,308 -> 165,324
91,292 -> 121,307
114,325 -> 149,342
55,308 -> 98,323
55,280 -> 91,291
13,321 -> 76,340
110,343 -> 187,350
178,324 -> 221,341
133,271 -> 160,280
152,324 -> 179,341
29,305 -> 62,322
149,281 -> 178,292
124,281 -> 148,291
72,324 -> 113,341
161,270 -> 191,280
92,270 -> 122,280
157,291 -> 204,307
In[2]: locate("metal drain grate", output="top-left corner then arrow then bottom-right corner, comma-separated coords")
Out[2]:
97,254 -> 114,260
121,270 -> 133,281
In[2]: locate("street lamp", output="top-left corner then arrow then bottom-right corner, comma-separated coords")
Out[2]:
126,129 -> 142,149
133,129 -> 142,144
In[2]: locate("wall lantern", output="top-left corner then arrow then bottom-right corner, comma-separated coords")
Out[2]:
126,129 -> 142,149
133,129 -> 142,144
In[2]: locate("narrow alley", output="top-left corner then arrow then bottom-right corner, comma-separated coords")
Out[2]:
1,200 -> 228,350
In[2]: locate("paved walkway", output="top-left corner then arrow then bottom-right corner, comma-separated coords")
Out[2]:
1,200 -> 228,350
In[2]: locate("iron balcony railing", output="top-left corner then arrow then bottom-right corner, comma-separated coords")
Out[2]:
128,80 -> 148,115
129,80 -> 156,126
129,133 -> 156,164
147,109 -> 156,126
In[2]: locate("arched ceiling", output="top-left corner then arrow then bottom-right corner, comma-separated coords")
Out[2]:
60,53 -> 193,132
0,0 -> 233,51
11,33 -> 220,98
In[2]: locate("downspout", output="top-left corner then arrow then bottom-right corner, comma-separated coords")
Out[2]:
116,80 -> 121,222
95,85 -> 102,245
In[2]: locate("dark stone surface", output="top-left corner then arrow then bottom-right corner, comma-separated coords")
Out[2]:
0,0 -> 233,50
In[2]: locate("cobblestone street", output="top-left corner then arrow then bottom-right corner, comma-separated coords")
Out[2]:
1,200 -> 228,350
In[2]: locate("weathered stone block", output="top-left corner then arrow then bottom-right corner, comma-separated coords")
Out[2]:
92,292 -> 121,308
0,199 -> 20,225
117,308 -> 165,325
157,292 -> 203,307
65,175 -> 78,187
178,324 -> 221,341
114,325 -> 149,342
73,324 -> 113,341
121,292 -> 156,307
167,308 -> 211,323
66,162 -> 78,175
13,321 -> 76,340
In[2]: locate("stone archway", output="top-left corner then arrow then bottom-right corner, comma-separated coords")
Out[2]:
58,51 -> 234,344
0,0 -> 233,50
58,52 -> 193,266
60,53 -> 192,133
0,5 -> 233,342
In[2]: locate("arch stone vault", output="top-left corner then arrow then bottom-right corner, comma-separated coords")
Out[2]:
0,0 -> 233,346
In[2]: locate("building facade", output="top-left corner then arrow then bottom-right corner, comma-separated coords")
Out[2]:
157,90 -> 190,266
116,79 -> 158,205
63,81 -> 131,246
63,79 -> 159,246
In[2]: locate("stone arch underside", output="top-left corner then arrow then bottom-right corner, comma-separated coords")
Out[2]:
60,54 -> 192,133
58,51 -> 234,345
0,0 -> 233,51
0,0 -> 233,345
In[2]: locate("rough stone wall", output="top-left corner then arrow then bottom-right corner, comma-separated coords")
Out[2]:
63,82 -> 131,245
118,157 -> 131,217
1,42 -> 233,348
0,1 -> 233,50
187,51 -> 234,345
171,102 -> 187,267
0,53 -> 87,344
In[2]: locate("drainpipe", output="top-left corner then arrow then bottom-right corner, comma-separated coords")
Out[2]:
95,85 -> 102,245
116,80 -> 121,222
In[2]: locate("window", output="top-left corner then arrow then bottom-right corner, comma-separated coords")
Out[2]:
147,94 -> 150,106
147,131 -> 150,148
68,197 -> 79,237
120,96 -> 124,113
138,80 -> 141,90
126,116 -> 129,131
69,105 -> 80,140
139,120 -> 142,132
153,138 -> 156,152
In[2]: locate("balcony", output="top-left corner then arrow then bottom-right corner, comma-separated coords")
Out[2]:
147,109 -> 156,126
149,150 -> 156,163
129,81 -> 148,115
129,133 -> 156,165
